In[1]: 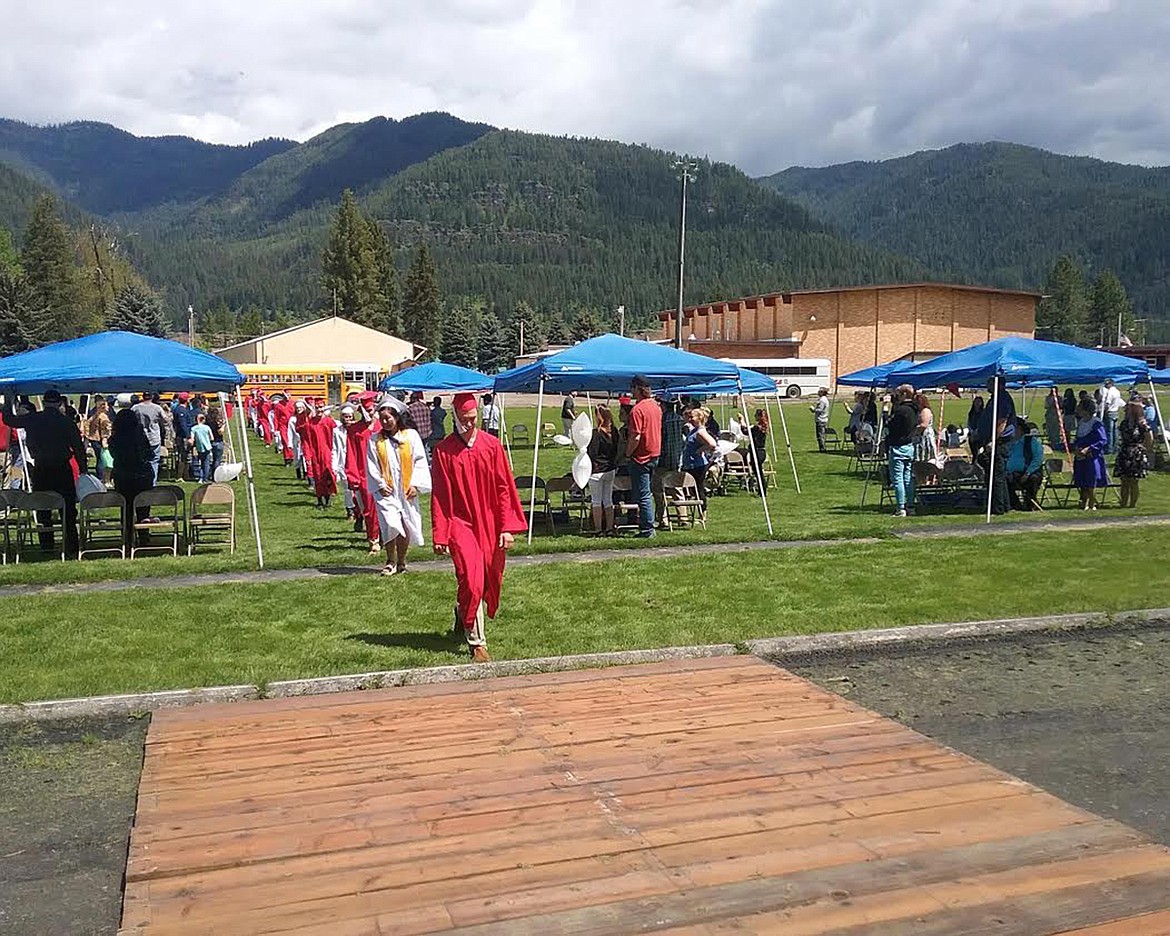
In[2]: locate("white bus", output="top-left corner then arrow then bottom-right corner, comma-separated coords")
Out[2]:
721,358 -> 832,398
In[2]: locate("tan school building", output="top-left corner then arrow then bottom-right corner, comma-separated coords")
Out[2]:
656,283 -> 1041,385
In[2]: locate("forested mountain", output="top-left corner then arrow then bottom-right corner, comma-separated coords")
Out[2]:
128,129 -> 922,320
760,142 -> 1170,321
0,162 -> 88,236
0,119 -> 294,214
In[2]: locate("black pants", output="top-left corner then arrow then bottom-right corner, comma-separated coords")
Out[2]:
978,448 -> 1011,514
1008,471 -> 1043,511
30,464 -> 79,554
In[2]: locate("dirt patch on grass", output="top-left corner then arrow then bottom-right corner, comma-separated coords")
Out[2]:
0,715 -> 148,936
788,620 -> 1170,844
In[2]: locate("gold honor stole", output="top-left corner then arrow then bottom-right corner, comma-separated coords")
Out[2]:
376,431 -> 413,493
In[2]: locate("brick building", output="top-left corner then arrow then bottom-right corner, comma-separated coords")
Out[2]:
657,283 -> 1040,385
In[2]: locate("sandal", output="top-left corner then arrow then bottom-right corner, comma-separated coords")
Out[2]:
395,564 -> 407,575
380,565 -> 398,577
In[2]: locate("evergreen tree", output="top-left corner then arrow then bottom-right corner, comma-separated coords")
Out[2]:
320,189 -> 381,325
238,305 -> 264,339
106,282 -> 168,336
546,315 -> 571,345
1088,269 -> 1135,346
506,301 -> 540,357
367,219 -> 402,335
1036,256 -> 1087,345
0,271 -> 38,356
20,195 -> 86,344
571,308 -> 602,343
402,244 -> 442,359
0,228 -> 19,276
441,303 -> 478,368
476,306 -> 509,372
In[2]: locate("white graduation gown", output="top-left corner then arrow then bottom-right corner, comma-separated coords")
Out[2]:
366,428 -> 431,545
333,425 -> 353,509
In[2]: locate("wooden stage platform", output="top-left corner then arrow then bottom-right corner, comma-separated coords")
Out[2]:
120,657 -> 1170,934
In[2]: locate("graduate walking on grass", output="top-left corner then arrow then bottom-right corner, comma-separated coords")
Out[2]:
366,396 -> 431,577
430,392 -> 527,663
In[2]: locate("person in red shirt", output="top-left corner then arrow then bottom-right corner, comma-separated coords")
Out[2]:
625,375 -> 662,537
431,392 -> 527,663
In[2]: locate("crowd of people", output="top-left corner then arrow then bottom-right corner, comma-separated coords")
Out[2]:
839,378 -> 1161,517
1,390 -> 230,555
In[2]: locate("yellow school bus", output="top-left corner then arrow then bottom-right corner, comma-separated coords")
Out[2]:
236,365 -> 380,404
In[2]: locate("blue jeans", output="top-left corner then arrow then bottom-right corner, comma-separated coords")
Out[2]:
210,441 -> 224,479
89,441 -> 105,481
149,444 -> 162,485
888,444 -> 915,511
193,451 -> 212,482
1104,415 -> 1118,454
628,458 -> 658,532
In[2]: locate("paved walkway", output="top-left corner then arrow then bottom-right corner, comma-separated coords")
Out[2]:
2,513 -> 1167,601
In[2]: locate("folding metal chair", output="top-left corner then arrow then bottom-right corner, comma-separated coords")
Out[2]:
78,491 -> 127,560
131,488 -> 183,558
662,470 -> 707,530
515,475 -> 554,535
15,490 -> 67,562
0,489 -> 21,564
188,483 -> 236,555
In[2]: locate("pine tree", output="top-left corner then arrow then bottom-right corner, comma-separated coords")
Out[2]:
402,244 -> 442,359
571,308 -> 602,343
0,271 -> 38,356
20,195 -> 86,344
476,306 -> 509,372
106,283 -> 169,336
546,315 -> 571,345
238,305 -> 264,339
321,190 -> 381,325
366,219 -> 402,335
1088,269 -> 1135,346
506,301 -> 540,357
441,304 -> 478,368
1036,256 -> 1088,345
0,228 -> 19,276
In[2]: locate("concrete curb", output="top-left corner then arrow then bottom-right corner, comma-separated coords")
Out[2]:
264,644 -> 741,698
747,608 -> 1170,660
3,608 -> 1169,723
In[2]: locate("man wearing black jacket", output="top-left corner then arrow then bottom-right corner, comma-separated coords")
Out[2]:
4,389 -> 88,554
885,384 -> 919,518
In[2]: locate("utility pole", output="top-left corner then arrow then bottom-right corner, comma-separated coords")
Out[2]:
188,305 -> 195,347
618,304 -> 626,337
519,319 -> 526,358
1118,310 -> 1124,346
673,159 -> 698,349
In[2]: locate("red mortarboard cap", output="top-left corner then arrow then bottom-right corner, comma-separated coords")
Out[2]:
453,392 -> 478,415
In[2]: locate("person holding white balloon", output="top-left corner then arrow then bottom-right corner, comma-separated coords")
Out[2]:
586,404 -> 620,536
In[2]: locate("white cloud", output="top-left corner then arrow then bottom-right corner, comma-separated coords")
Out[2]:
2,0 -> 1168,174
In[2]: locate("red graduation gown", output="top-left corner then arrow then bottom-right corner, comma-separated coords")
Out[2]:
308,414 -> 338,498
345,420 -> 377,542
431,430 -> 527,627
273,400 -> 293,460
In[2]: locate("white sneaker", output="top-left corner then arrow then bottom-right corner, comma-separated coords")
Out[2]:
894,508 -> 907,518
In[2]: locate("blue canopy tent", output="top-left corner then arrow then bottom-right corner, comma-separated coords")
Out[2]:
0,331 -> 265,567
378,362 -> 493,394
493,334 -> 775,539
883,337 -> 1150,390
837,361 -> 902,388
665,366 -> 801,496
881,337 -> 1156,522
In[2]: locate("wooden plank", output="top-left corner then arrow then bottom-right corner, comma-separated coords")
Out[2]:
121,658 -> 1170,934
1055,908 -> 1170,935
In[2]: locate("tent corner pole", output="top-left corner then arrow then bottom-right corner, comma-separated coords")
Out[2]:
774,391 -> 801,494
527,377 -> 546,545
1148,380 -> 1169,457
739,384 -> 773,536
498,393 -> 513,469
860,384 -> 882,509
985,374 -> 1000,525
235,385 -> 264,568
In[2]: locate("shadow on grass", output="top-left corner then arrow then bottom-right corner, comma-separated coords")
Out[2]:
346,631 -> 462,654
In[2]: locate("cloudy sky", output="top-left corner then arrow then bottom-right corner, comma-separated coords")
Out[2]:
4,0 -> 1169,175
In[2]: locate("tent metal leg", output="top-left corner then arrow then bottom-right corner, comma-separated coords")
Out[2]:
774,392 -> 801,494
1149,380 -> 1169,457
235,386 -> 265,568
527,378 -> 546,544
739,386 -> 773,535
499,394 -> 513,469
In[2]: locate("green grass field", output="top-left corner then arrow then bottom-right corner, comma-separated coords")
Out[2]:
2,526 -> 1168,704
1,396 -> 1168,704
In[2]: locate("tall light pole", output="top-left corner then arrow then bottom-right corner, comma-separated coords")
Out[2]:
673,159 -> 698,348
